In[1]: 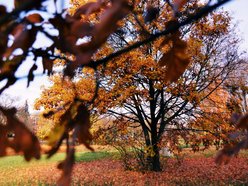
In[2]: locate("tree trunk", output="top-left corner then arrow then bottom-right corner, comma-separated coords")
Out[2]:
151,143 -> 161,171
148,127 -> 162,171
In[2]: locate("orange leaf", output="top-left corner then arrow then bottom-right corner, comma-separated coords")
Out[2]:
26,13 -> 44,23
73,0 -> 107,19
159,30 -> 189,82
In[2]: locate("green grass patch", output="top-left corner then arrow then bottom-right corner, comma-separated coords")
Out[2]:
0,151 -> 113,171
75,151 -> 112,162
0,151 -> 115,185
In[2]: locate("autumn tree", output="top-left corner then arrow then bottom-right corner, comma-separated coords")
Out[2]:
0,0 -> 245,184
35,1 -> 242,171
91,7 -> 241,171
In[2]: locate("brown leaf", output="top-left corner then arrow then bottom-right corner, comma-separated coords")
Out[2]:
14,0 -> 42,9
0,5 -> 6,16
25,13 -> 44,23
91,0 -> 131,47
0,32 -> 8,57
159,32 -> 189,82
64,52 -> 93,77
70,21 -> 93,38
46,100 -> 93,161
73,104 -> 93,150
0,56 -> 24,94
0,107 -> 41,160
73,0 -> 107,19
4,26 -> 37,58
236,113 -> 248,130
42,58 -> 53,75
66,0 -> 132,74
10,24 -> 25,38
49,15 -> 78,54
76,0 -> 132,56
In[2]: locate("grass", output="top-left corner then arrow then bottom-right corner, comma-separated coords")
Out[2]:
75,151 -> 113,162
0,151 -> 113,172
1,147 -> 248,185
0,150 -> 114,186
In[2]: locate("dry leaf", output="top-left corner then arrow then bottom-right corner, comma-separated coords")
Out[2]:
73,0 -> 107,19
42,58 -> 53,75
73,104 -> 93,150
14,0 -> 42,9
159,28 -> 189,82
4,26 -> 37,58
65,0 -> 132,75
9,24 -> 26,41
0,107 -> 41,161
70,21 -> 93,38
236,113 -> 248,130
0,5 -> 6,15
26,13 -> 44,23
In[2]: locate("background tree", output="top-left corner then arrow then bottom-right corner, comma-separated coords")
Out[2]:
224,60 -> 248,114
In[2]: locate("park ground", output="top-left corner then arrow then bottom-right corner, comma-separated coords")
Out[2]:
0,145 -> 248,186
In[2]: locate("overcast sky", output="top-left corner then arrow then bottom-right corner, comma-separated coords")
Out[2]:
0,0 -> 247,113
224,0 -> 248,51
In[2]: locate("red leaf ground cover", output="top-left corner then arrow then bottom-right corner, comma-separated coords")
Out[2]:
1,156 -> 247,185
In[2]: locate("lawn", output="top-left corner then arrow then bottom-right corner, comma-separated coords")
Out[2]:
0,150 -> 113,186
0,147 -> 248,185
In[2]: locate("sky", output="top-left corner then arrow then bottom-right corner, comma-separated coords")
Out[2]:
0,0 -> 247,113
223,0 -> 248,51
